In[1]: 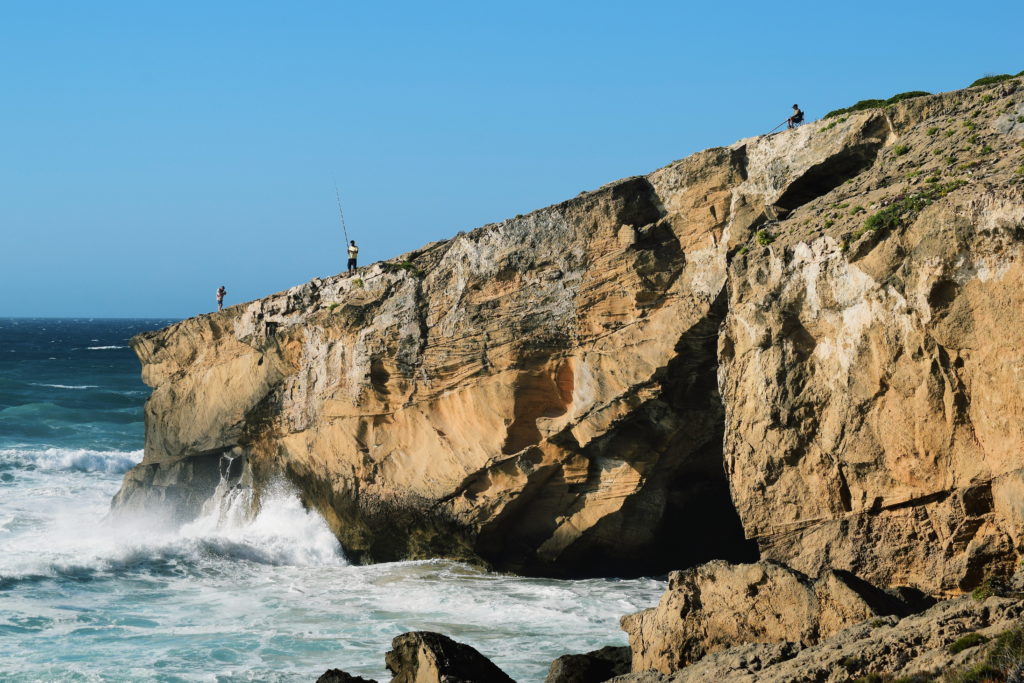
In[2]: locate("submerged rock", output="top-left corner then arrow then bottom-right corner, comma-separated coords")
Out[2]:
384,631 -> 514,683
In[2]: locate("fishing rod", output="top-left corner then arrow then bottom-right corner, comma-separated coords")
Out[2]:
334,180 -> 351,245
767,119 -> 790,134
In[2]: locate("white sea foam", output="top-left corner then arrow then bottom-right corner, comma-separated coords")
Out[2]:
0,477 -> 345,586
31,383 -> 100,390
0,462 -> 664,681
0,447 -> 142,473
86,345 -> 127,350
177,480 -> 348,567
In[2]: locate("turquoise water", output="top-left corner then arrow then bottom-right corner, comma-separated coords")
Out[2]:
0,319 -> 665,682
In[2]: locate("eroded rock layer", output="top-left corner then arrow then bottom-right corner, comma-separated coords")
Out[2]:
720,79 -> 1024,593
114,78 -> 1024,584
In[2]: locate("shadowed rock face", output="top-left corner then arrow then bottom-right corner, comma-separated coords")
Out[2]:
113,78 -> 1024,585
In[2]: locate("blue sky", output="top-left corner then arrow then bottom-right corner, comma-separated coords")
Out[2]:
2,0 -> 1021,318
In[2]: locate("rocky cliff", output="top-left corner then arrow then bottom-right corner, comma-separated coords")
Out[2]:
720,80 -> 1024,594
114,77 -> 1024,588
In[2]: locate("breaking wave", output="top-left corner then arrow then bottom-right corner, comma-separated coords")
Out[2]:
0,447 -> 142,474
0,480 -> 346,589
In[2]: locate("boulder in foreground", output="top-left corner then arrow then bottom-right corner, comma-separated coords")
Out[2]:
385,631 -> 515,683
316,669 -> 377,683
545,645 -> 631,683
621,560 -> 913,673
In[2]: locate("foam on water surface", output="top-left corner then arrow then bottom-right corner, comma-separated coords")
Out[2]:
0,319 -> 667,682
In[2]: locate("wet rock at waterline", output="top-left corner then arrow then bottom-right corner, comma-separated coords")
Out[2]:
545,645 -> 631,683
385,631 -> 515,683
316,669 -> 378,683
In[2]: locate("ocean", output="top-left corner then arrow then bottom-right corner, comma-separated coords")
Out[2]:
0,318 -> 665,682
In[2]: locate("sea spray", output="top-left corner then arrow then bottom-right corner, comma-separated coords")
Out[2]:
0,319 -> 666,681
181,475 -> 347,567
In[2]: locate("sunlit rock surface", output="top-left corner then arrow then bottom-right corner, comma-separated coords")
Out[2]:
115,77 -> 1024,586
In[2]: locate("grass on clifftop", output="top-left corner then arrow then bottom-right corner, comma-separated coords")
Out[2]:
969,74 -> 1015,87
825,91 -> 931,119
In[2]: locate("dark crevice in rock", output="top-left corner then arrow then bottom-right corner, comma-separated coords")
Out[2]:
610,176 -> 665,227
774,141 -> 885,212
773,115 -> 891,214
480,287 -> 758,578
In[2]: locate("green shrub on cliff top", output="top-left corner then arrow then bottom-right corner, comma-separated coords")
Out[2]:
825,98 -> 887,119
969,74 -> 1014,87
946,626 -> 1024,683
824,91 -> 931,119
886,90 -> 931,105
948,632 -> 989,654
859,180 -> 967,235
947,663 -> 1003,683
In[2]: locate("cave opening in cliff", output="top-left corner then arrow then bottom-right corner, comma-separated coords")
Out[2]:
479,288 -> 759,579
598,287 -> 760,576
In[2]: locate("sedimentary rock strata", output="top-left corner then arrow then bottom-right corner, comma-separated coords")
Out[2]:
114,77 -> 1024,588
720,80 -> 1024,593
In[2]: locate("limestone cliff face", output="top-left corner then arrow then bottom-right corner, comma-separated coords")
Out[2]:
720,79 -> 1024,593
115,77 -> 1024,585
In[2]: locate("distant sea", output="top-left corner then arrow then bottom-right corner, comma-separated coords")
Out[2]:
0,318 -> 665,682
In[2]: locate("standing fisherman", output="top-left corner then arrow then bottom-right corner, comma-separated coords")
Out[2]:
335,183 -> 358,275
347,240 -> 359,274
216,285 -> 227,311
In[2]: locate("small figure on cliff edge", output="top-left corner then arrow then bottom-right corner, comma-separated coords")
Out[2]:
787,104 -> 805,129
347,240 -> 359,274
216,285 -> 227,311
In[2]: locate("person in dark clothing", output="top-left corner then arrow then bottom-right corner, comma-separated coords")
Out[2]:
787,104 -> 805,129
347,240 -> 359,274
216,285 -> 227,311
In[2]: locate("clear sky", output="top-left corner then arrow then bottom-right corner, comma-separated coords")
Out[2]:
2,0 -> 1021,318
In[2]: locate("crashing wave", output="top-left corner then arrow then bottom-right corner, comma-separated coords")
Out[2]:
0,447 -> 142,474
